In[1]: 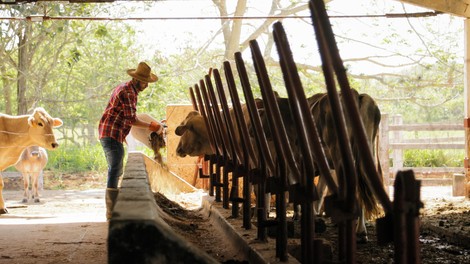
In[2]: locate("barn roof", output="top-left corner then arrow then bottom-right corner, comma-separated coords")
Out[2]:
1,0 -> 469,18
399,0 -> 470,18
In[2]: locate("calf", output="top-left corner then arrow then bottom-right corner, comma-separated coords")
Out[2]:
14,146 -> 48,203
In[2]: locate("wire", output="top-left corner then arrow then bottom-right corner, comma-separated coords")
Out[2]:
0,11 -> 443,21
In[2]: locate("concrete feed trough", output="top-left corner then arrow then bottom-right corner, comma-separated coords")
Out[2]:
107,152 -> 217,264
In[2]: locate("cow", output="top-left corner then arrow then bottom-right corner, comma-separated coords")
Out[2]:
129,113 -> 166,163
14,146 -> 48,203
256,89 -> 383,243
0,107 -> 63,214
176,89 -> 382,242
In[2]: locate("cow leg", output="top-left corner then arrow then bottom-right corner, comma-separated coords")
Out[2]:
292,202 -> 301,220
22,172 -> 30,203
356,207 -> 368,243
0,175 -> 7,214
252,184 -> 270,219
314,176 -> 327,216
32,172 -> 40,203
38,171 -> 44,191
287,187 -> 301,221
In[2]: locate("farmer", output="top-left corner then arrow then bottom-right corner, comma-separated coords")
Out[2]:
98,61 -> 163,220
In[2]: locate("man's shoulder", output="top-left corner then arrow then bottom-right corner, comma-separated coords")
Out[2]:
114,81 -> 135,93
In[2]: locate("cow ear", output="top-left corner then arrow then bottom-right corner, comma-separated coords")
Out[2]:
175,125 -> 187,136
28,116 -> 37,128
53,118 -> 63,128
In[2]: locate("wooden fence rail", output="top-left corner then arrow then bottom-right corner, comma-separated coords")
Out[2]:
379,114 -> 465,185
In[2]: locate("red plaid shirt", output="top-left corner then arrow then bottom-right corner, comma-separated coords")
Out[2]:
98,81 -> 140,143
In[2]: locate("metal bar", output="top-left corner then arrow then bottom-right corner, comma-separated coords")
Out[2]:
194,84 -> 217,156
271,24 -> 321,264
249,40 -> 301,186
199,80 -> 224,202
213,68 -> 243,217
223,61 -> 259,170
205,74 -> 233,209
224,61 -> 257,229
234,51 -> 273,242
234,52 -> 276,179
189,86 -> 198,111
250,39 -> 301,262
213,69 -> 243,165
309,0 -> 393,214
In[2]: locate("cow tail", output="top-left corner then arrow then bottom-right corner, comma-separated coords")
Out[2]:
356,101 -> 384,220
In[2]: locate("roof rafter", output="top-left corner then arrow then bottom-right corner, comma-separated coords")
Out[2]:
397,0 -> 470,18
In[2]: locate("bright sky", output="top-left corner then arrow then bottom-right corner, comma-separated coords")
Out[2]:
125,0 -> 464,75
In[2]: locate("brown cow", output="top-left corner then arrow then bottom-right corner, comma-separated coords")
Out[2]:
0,107 -> 63,214
175,106 -> 272,216
14,146 -> 48,203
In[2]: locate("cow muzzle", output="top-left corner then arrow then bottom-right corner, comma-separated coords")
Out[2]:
176,145 -> 187,157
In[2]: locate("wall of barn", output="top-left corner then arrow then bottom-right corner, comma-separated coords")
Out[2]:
165,104 -> 208,189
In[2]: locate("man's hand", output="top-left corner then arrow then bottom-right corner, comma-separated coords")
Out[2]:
149,121 -> 163,135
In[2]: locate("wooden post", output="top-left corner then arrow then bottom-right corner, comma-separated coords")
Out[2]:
391,115 -> 404,177
165,104 -> 201,187
380,113 -> 390,192
465,19 -> 470,198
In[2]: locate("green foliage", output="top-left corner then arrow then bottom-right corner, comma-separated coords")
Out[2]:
0,1 -> 466,174
47,144 -> 107,173
403,149 -> 464,167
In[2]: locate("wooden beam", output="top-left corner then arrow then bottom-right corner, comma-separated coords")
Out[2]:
397,0 -> 470,18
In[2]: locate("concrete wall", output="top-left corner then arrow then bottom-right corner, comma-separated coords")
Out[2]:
108,152 -> 217,264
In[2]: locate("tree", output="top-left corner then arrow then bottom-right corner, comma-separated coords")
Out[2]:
0,2 -> 142,145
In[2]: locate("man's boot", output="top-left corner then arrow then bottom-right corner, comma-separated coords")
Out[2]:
105,188 -> 119,220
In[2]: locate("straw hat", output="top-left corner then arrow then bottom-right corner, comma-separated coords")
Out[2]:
127,62 -> 158,83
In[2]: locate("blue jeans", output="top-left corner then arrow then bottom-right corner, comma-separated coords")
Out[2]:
100,137 -> 124,188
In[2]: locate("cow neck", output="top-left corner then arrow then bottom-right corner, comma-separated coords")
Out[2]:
0,115 -> 33,147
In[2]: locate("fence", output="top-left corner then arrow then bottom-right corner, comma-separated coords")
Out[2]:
379,114 -> 465,185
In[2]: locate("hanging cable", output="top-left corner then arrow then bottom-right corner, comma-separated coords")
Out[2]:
0,11 -> 443,21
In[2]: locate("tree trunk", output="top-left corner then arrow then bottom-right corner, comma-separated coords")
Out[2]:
224,0 -> 246,60
0,64 -> 13,115
17,21 -> 31,115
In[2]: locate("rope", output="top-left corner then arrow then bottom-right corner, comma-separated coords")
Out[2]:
0,130 -> 56,136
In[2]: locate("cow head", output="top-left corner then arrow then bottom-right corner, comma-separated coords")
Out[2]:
28,107 -> 63,150
175,111 -> 213,157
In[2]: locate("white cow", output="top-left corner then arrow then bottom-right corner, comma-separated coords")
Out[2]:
14,146 -> 48,203
0,107 -> 63,214
256,89 -> 383,243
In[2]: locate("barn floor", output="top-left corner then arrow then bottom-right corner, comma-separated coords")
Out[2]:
0,182 -> 468,263
0,189 -> 107,264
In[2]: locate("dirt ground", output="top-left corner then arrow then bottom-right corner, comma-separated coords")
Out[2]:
155,185 -> 470,263
0,172 -> 107,264
1,172 -> 469,263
